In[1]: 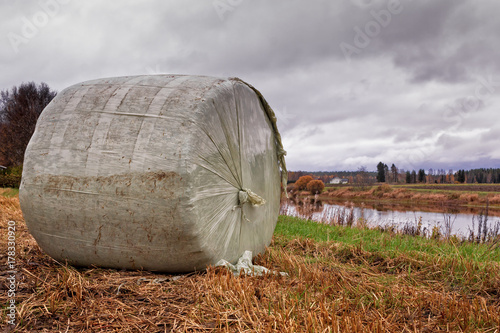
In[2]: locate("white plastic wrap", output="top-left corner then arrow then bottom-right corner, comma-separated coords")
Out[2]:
215,250 -> 288,276
19,75 -> 287,273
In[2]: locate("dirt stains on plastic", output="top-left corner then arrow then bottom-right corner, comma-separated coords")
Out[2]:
32,171 -> 184,199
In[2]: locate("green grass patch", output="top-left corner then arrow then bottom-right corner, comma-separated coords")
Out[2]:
0,187 -> 19,197
274,215 -> 500,301
275,215 -> 500,263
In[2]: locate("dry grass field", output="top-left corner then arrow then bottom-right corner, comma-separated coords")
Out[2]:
1,193 -> 500,332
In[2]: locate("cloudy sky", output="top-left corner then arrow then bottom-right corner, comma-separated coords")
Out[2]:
2,0 -> 500,172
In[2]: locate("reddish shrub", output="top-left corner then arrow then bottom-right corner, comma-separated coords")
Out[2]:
294,175 -> 314,191
307,180 -> 325,195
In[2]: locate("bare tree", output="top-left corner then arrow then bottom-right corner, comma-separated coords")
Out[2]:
0,82 -> 56,166
356,165 -> 371,189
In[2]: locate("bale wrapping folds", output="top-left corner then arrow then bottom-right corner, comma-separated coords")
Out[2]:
20,75 -> 287,273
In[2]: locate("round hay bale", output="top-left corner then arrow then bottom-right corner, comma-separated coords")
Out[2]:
19,75 -> 286,273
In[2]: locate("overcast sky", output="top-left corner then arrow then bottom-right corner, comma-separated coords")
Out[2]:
2,0 -> 500,172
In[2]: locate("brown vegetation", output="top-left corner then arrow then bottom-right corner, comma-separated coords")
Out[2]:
2,196 -> 500,331
489,195 -> 500,205
293,175 -> 313,191
320,184 -> 500,209
404,185 -> 500,192
306,179 -> 324,195
459,193 -> 480,202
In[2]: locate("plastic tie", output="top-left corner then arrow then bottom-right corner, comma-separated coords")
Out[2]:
238,188 -> 266,207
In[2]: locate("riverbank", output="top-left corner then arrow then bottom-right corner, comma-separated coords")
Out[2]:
313,183 -> 500,212
1,194 -> 499,331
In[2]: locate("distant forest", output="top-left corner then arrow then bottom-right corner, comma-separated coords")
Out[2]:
456,168 -> 500,184
288,166 -> 500,185
288,170 -> 377,184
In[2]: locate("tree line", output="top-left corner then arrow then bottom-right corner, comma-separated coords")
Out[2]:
455,168 -> 500,184
377,162 -> 500,184
288,164 -> 500,187
0,82 -> 56,167
376,162 -> 432,184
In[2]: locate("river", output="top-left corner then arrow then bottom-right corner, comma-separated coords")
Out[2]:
280,198 -> 500,238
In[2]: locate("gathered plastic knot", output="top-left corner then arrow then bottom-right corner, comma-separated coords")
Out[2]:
277,147 -> 287,158
238,188 -> 266,207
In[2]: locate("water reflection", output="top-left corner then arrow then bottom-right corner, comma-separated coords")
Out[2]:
292,196 -> 323,216
280,198 -> 500,238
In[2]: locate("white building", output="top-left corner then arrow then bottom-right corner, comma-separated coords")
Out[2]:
329,177 -> 348,184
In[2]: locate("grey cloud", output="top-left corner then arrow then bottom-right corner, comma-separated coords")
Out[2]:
480,127 -> 500,143
1,0 -> 500,171
388,1 -> 500,84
